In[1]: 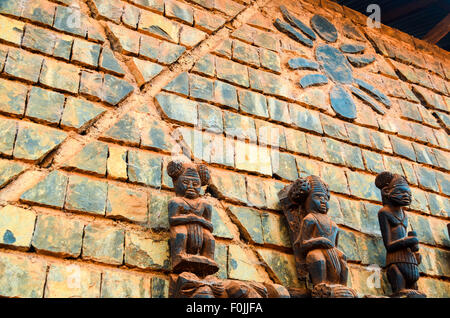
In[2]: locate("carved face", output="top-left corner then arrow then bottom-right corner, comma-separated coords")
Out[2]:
384,183 -> 412,206
175,169 -> 202,199
305,192 -> 329,214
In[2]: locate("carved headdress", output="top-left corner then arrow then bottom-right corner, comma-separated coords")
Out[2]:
288,175 -> 330,205
375,171 -> 409,204
167,160 -> 210,186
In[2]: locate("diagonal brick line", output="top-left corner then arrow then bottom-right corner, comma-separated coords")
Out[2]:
0,0 -> 272,203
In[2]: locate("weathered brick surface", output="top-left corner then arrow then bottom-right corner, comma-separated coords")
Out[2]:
0,0 -> 448,298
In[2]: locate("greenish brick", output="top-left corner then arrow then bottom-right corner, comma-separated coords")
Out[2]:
210,169 -> 247,203
0,78 -> 28,116
434,249 -> 450,276
215,242 -> 228,279
238,90 -> 268,118
267,98 -> 290,124
22,25 -> 56,55
91,0 -> 123,23
328,196 -> 344,225
254,29 -> 279,51
83,224 -> 124,265
289,104 -> 323,134
106,184 -> 147,223
346,171 -> 380,201
214,80 -> 239,109
32,214 -> 84,257
26,87 -> 65,124
101,270 -> 150,298
0,205 -> 36,249
399,100 -> 422,122
414,165 -> 439,192
148,190 -> 172,230
246,176 -> 267,209
0,159 -> 26,188
337,230 -> 361,262
357,235 -> 385,266
102,74 -> 134,106
430,218 -> 450,247
216,56 -> 249,87
296,158 -> 320,178
64,141 -> 108,176
284,128 -> 308,155
248,68 -> 289,98
53,36 -> 73,60
408,213 -> 435,245
99,48 -> 125,76
400,160 -> 418,185
223,111 -> 256,142
61,97 -> 106,131
345,123 -> 371,147
227,205 -> 263,244
259,48 -> 281,73
383,156 -> 404,176
72,39 -> 101,67
212,206 -> 233,239
413,143 -> 438,166
156,41 -> 186,65
103,113 -> 140,145
370,131 -> 392,153
263,180 -> 286,210
194,9 -> 225,33
361,202 -> 382,236
261,212 -> 291,248
141,118 -> 174,151
323,138 -> 345,165
79,71 -> 103,100
389,136 -> 416,161
257,249 -> 300,288
427,193 -> 448,217
321,164 -> 349,194
0,46 -> 7,70
151,277 -> 169,298
163,72 -> 189,96
130,58 -> 163,86
127,150 -> 162,187
255,120 -> 285,149
232,40 -> 260,67
40,59 -> 80,94
306,134 -> 326,160
124,232 -> 170,270
342,143 -> 365,170
189,74 -> 214,101
320,114 -> 348,141
166,0 -> 194,24
122,3 -> 140,28
271,150 -> 298,181
198,102 -> 223,133
0,253 -> 47,298
432,148 -> 450,170
13,123 -> 67,162
65,175 -> 108,215
53,5 -> 86,37
435,171 -> 450,196
410,187 -> 429,213
192,53 -> 215,77
155,93 -> 198,125
362,150 -> 384,173
0,0 -> 23,16
23,0 -> 56,26
20,171 -> 68,208
338,198 -> 363,231
214,38 -> 232,58
180,25 -> 206,47
4,49 -> 43,83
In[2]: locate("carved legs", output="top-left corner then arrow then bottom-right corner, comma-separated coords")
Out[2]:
201,228 -> 215,260
171,226 -> 188,267
387,263 -> 425,298
306,249 -> 327,285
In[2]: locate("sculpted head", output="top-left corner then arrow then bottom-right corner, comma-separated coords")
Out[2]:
168,161 -> 210,199
375,171 -> 411,206
289,175 -> 330,214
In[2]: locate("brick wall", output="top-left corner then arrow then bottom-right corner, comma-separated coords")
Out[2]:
0,0 -> 448,298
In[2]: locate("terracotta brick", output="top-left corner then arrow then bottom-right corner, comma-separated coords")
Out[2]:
0,78 -> 28,116
107,146 -> 128,180
106,183 -> 147,223
0,15 -> 25,45
216,56 -> 249,87
91,0 -> 123,23
0,205 -> 36,250
180,25 -> 207,48
194,9 -> 225,33
107,23 -> 140,54
124,231 -> 170,269
40,59 -> 80,93
128,57 -> 163,86
139,10 -> 180,43
235,140 -> 272,175
101,270 -> 150,298
228,244 -> 267,282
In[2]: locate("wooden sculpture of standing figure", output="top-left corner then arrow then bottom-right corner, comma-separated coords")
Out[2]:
167,160 -> 219,276
279,175 -> 356,298
375,171 -> 426,298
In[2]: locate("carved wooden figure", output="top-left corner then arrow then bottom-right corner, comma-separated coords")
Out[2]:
278,175 -> 356,298
375,171 -> 426,298
167,161 -> 219,276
